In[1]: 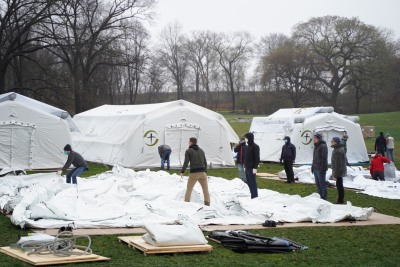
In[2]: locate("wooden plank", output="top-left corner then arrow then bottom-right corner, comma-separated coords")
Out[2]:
118,236 -> 213,255
256,172 -> 278,177
0,247 -> 110,266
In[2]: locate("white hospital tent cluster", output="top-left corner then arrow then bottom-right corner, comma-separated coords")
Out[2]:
250,107 -> 369,164
0,92 -> 397,229
0,94 -> 238,170
0,92 -> 78,170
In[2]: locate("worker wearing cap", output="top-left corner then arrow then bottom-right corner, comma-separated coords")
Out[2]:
59,144 -> 88,184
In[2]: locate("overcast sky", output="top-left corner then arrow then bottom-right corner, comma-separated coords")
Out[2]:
148,0 -> 400,41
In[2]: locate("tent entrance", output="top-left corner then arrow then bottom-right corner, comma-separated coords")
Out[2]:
314,125 -> 346,141
165,123 -> 200,166
0,122 -> 35,169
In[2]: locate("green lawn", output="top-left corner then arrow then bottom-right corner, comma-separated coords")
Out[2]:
1,112 -> 400,266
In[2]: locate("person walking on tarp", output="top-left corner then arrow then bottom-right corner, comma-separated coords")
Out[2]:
374,132 -> 387,156
280,136 -> 296,183
244,132 -> 260,199
331,137 -> 347,204
370,153 -> 390,181
59,144 -> 88,184
311,133 -> 328,200
234,137 -> 247,183
181,137 -> 210,206
158,144 -> 172,170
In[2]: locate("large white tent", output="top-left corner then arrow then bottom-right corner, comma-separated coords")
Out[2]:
72,100 -> 238,168
0,92 -> 78,170
250,107 -> 369,164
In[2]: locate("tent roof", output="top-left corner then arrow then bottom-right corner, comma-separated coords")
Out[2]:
269,106 -> 335,118
0,92 -> 79,132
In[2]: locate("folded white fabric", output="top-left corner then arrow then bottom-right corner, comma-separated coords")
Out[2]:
142,222 -> 208,247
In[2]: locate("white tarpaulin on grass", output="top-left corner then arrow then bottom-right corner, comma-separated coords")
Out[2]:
278,164 -> 400,199
0,166 -> 374,229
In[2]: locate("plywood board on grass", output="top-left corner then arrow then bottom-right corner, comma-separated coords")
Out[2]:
256,172 -> 278,177
118,236 -> 213,255
0,247 -> 110,266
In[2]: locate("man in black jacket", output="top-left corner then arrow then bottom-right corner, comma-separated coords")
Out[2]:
244,132 -> 260,199
374,132 -> 387,156
280,136 -> 296,183
311,133 -> 328,200
181,137 -> 210,206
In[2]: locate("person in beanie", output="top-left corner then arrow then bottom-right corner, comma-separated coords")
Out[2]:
181,137 -> 210,206
370,153 -> 390,181
374,132 -> 387,156
311,133 -> 328,200
234,137 -> 247,183
331,137 -> 347,204
244,132 -> 260,199
158,144 -> 172,170
280,136 -> 296,183
60,144 -> 88,184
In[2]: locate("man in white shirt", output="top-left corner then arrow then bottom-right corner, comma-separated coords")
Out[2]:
386,134 -> 395,162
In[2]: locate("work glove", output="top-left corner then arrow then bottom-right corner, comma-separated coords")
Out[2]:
252,169 -> 257,175
57,170 -> 62,175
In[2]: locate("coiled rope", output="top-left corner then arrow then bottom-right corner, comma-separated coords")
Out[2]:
18,231 -> 92,257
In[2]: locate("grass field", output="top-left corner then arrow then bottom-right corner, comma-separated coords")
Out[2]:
1,112 -> 399,266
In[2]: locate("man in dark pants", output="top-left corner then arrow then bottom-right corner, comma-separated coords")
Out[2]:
60,144 -> 88,184
331,137 -> 347,204
244,132 -> 260,199
158,144 -> 172,170
374,132 -> 387,156
311,133 -> 328,200
280,136 -> 296,183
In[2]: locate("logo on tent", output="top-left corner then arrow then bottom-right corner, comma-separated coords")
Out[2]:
144,130 -> 159,146
301,130 -> 313,145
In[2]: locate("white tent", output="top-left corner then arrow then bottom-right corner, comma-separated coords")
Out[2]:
0,92 -> 78,170
250,107 -> 369,164
72,100 -> 238,168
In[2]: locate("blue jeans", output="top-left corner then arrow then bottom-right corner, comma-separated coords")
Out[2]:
160,149 -> 171,170
387,149 -> 394,162
313,170 -> 327,200
237,163 -> 246,182
245,168 -> 258,198
66,166 -> 87,184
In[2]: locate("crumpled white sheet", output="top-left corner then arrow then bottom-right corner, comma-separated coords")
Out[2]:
0,165 -> 374,229
278,165 -> 400,199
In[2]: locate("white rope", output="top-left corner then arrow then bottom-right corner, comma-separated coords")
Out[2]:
18,231 -> 92,257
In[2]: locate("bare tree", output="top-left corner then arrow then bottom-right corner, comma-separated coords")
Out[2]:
214,31 -> 253,111
144,54 -> 167,103
293,16 -> 387,109
261,40 -> 316,107
121,21 -> 150,104
156,22 -> 188,100
185,30 -> 219,107
0,0 -> 57,93
45,0 -> 155,113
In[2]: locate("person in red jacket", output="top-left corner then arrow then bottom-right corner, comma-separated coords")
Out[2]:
370,154 -> 390,181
